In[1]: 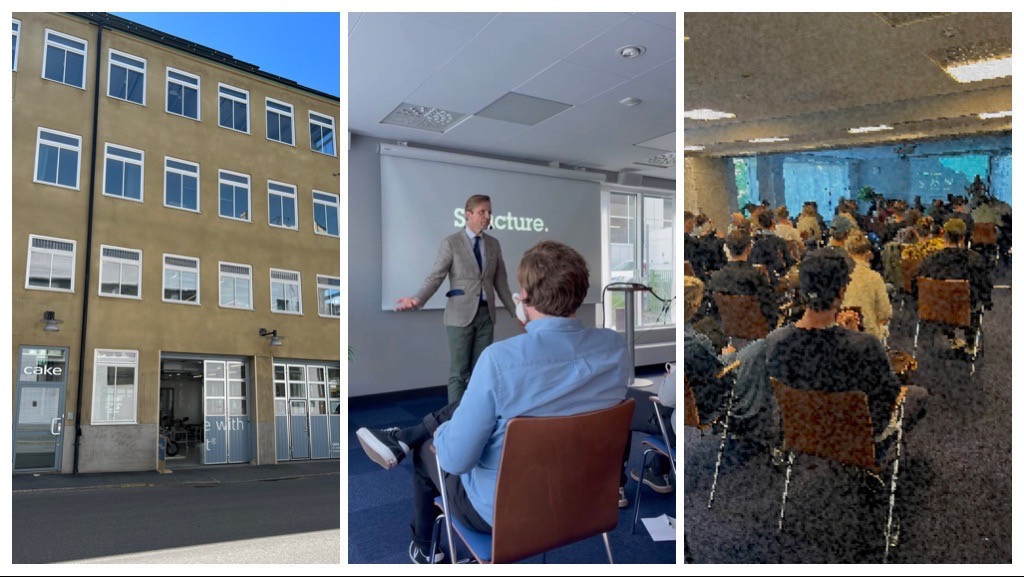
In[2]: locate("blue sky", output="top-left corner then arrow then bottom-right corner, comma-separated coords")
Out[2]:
115,12 -> 340,97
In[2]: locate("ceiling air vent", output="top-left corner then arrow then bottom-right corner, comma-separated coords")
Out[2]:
380,103 -> 469,133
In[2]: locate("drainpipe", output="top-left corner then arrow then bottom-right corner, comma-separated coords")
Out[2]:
72,21 -> 103,474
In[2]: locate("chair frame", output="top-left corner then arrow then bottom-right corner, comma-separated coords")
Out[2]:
630,394 -> 678,534
914,277 -> 983,374
681,362 -> 740,512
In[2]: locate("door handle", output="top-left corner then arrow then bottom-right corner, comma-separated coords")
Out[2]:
50,417 -> 62,436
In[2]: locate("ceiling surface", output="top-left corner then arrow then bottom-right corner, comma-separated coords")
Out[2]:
684,12 -> 1011,158
348,12 -> 677,179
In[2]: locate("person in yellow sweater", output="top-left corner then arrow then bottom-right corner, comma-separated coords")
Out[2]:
841,232 -> 892,341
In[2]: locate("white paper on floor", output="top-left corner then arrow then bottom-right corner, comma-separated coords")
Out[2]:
641,514 -> 676,541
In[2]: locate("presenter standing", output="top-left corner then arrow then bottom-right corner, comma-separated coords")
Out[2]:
396,195 -> 517,403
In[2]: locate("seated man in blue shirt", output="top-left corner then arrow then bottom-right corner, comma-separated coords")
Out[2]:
356,240 -> 631,564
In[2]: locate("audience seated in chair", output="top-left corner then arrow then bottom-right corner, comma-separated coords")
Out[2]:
708,229 -> 779,330
354,240 -> 631,564
841,231 -> 893,341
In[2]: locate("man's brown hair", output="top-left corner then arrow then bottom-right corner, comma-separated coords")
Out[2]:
465,194 -> 491,213
517,240 -> 589,317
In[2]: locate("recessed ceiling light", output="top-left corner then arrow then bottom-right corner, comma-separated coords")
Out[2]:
930,40 -> 1012,83
748,137 -> 789,143
683,145 -> 704,151
978,110 -> 1012,119
683,109 -> 735,121
848,125 -> 894,134
617,45 -> 646,59
945,56 -> 1012,83
620,97 -> 642,107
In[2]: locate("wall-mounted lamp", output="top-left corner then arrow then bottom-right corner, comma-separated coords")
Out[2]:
259,328 -> 284,346
41,311 -> 63,332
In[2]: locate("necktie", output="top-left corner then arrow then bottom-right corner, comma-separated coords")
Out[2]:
474,236 -> 484,303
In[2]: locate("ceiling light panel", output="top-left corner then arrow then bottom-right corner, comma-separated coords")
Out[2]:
475,92 -> 573,126
683,109 -> 735,120
380,103 -> 469,133
930,40 -> 1013,83
748,137 -> 789,143
848,125 -> 894,133
978,110 -> 1012,119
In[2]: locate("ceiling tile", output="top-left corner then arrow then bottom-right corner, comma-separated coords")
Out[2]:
435,116 -> 531,150
515,60 -> 629,105
565,16 -> 676,78
478,12 -> 631,59
404,12 -> 498,33
632,12 -> 676,31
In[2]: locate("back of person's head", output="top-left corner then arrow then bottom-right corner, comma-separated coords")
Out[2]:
517,240 -> 589,317
694,213 -> 710,227
725,229 -> 752,257
846,231 -> 872,257
830,215 -> 853,242
683,275 -> 704,322
916,216 -> 934,238
757,210 -> 775,229
799,248 -> 854,311
777,206 -> 790,221
944,218 -> 967,245
684,210 -> 695,223
802,203 -> 815,216
465,194 -> 491,212
906,208 -> 922,227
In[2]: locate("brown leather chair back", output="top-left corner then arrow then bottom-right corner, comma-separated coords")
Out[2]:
917,277 -> 971,327
899,258 -> 922,294
682,376 -> 707,430
489,399 -> 635,563
684,260 -> 696,277
770,378 -> 877,472
973,222 -> 997,245
713,292 -> 770,340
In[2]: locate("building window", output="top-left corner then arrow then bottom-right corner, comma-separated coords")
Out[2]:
268,181 -> 298,229
266,98 -> 294,145
42,29 -> 87,88
219,262 -> 252,309
270,268 -> 302,314
92,349 -> 138,425
164,157 -> 200,212
317,275 -> 340,318
34,127 -> 81,189
26,235 -> 76,292
309,111 -> 336,156
103,143 -> 145,202
606,191 -> 676,329
312,191 -> 339,237
218,83 -> 249,133
107,49 -> 146,105
163,254 -> 200,304
218,170 -> 250,221
12,19 -> 20,71
166,67 -> 200,120
99,245 -> 142,299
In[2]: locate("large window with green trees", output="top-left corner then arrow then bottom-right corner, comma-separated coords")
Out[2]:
606,190 -> 675,329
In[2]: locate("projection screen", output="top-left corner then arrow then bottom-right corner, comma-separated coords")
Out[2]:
380,144 -> 605,310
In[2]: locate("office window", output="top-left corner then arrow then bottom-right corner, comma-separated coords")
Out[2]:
92,349 -> 138,424
99,245 -> 142,299
219,262 -> 252,309
317,275 -> 340,318
270,269 -> 302,314
26,235 -> 76,292
606,191 -> 675,329
103,144 -> 145,201
166,67 -> 200,120
268,181 -> 298,229
107,49 -> 146,105
219,170 -> 250,221
313,191 -> 339,237
12,19 -> 20,71
164,157 -> 200,212
309,111 -> 336,156
42,29 -> 86,88
34,127 -> 81,189
781,160 -> 850,219
266,98 -> 294,145
218,83 -> 249,133
163,254 -> 200,304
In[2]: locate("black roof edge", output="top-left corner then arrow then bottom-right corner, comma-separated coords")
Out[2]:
68,12 -> 339,103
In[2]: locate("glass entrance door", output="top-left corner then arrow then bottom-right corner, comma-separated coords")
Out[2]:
203,360 -> 251,464
14,347 -> 69,471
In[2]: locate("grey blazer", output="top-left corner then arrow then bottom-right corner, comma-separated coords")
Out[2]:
413,231 -> 516,327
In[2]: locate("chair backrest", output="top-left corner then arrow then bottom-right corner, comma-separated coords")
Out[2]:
489,399 -> 635,563
770,378 -> 877,471
682,376 -> 707,430
973,222 -> 997,245
713,292 -> 770,340
917,277 -> 971,326
684,260 -> 696,277
899,258 -> 922,294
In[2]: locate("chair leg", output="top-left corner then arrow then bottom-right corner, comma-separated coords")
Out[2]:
912,320 -> 920,359
884,404 -> 905,564
602,532 -> 615,564
971,313 -> 984,375
428,514 -> 444,565
778,452 -> 795,532
708,389 -> 735,509
631,449 -> 656,534
435,454 -> 458,565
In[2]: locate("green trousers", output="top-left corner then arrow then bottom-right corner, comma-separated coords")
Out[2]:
445,303 -> 494,404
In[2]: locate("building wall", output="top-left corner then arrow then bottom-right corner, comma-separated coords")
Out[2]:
683,156 -> 731,232
12,13 -> 340,473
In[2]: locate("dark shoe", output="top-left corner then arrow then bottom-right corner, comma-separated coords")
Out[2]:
408,540 -> 444,564
631,468 -> 673,494
356,427 -> 409,470
618,487 -> 629,508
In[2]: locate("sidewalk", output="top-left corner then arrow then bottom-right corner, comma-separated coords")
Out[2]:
12,459 -> 339,493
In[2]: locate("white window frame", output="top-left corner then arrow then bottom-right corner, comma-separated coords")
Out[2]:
270,268 -> 303,315
268,180 -> 299,230
165,66 -> 200,121
162,254 -> 201,305
102,143 -> 145,202
312,191 -> 340,237
163,156 -> 201,213
34,127 -> 82,190
25,234 -> 76,293
309,111 -> 336,156
266,97 -> 295,146
218,169 -> 251,222
218,82 -> 250,134
98,245 -> 143,300
317,274 -> 340,318
13,19 -> 20,72
42,29 -> 87,89
107,48 -> 147,106
91,349 -> 139,425
219,261 -> 253,310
